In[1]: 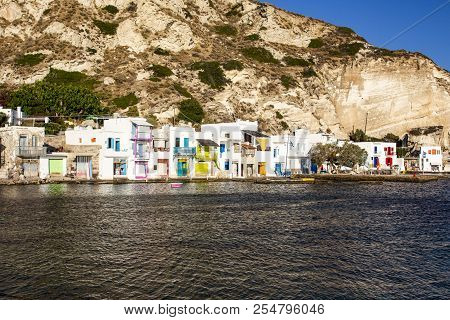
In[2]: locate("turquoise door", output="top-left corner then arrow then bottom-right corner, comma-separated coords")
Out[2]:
275,163 -> 282,175
177,160 -> 188,177
183,138 -> 189,147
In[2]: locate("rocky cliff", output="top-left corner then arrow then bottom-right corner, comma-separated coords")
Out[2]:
1,0 -> 449,146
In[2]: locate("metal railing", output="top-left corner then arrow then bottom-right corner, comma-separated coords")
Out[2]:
132,132 -> 152,141
16,146 -> 47,158
174,147 -> 196,156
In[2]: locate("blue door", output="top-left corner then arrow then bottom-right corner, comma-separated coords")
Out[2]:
177,160 -> 188,177
275,163 -> 282,175
183,138 -> 189,147
115,139 -> 121,151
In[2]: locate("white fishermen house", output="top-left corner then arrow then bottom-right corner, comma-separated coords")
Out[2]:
269,134 -> 292,176
290,129 -> 337,174
150,126 -> 170,179
419,146 -> 443,172
169,126 -> 196,178
354,142 -> 397,171
99,118 -> 153,180
194,131 -> 220,178
201,120 -> 258,178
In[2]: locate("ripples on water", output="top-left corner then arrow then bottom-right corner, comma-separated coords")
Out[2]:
0,181 -> 449,299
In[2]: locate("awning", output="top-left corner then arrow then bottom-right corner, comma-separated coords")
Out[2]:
132,119 -> 152,127
242,130 -> 269,138
241,144 -> 257,150
196,139 -> 219,147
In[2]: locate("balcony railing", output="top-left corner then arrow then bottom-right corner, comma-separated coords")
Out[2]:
134,152 -> 151,160
132,132 -> 152,141
174,147 -> 196,156
196,152 -> 218,162
16,146 -> 47,158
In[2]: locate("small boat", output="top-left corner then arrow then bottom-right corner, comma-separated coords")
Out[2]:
171,182 -> 184,188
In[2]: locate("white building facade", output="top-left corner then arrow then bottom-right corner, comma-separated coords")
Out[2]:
419,146 -> 443,172
354,142 -> 397,171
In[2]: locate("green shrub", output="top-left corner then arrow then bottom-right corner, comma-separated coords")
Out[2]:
103,5 -> 119,15
178,99 -> 204,124
336,42 -> 365,56
154,48 -> 170,56
302,68 -> 318,78
15,53 -> 45,66
191,61 -> 229,89
308,38 -> 324,48
173,83 -> 192,98
149,77 -> 161,82
44,122 -> 67,135
275,111 -> 283,119
44,68 -> 98,89
149,64 -> 173,78
222,60 -> 244,71
214,24 -> 238,36
245,34 -> 260,41
146,114 -> 158,126
241,47 -> 278,64
337,26 -> 355,35
281,121 -> 289,130
113,93 -> 139,109
93,19 -> 118,35
126,106 -> 139,117
283,56 -> 310,67
9,82 -> 103,117
281,75 -> 297,89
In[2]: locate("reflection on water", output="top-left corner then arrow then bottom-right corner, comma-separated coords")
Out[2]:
0,181 -> 449,299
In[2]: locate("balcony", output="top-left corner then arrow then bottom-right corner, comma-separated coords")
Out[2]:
196,152 -> 218,162
174,147 -> 196,156
16,146 -> 47,158
134,152 -> 151,160
132,132 -> 152,141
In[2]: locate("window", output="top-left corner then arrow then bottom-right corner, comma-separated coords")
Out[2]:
175,138 -> 180,147
274,149 -> 279,157
154,165 -> 157,170
428,150 -> 432,154
374,146 -> 378,154
115,139 -> 121,152
184,137 -> 189,147
220,144 -> 226,153
31,135 -> 37,147
225,133 -> 230,139
107,138 -> 114,149
19,135 -> 27,147
79,138 -> 82,143
225,160 -> 230,170
432,149 -> 436,155
91,138 -> 96,143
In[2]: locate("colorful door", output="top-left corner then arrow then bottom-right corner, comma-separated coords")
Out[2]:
258,162 -> 266,176
374,157 -> 379,167
49,159 -> 63,175
177,160 -> 188,177
275,163 -> 282,175
183,138 -> 189,147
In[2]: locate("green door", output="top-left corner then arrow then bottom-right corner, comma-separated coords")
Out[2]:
49,159 -> 63,175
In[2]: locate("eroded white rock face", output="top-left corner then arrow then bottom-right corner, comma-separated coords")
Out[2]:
0,2 -> 22,22
114,19 -> 147,53
45,22 -> 95,48
151,21 -> 195,52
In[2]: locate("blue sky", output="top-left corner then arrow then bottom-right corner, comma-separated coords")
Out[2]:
264,0 -> 450,70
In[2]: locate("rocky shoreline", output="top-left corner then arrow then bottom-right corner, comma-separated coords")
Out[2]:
0,174 -> 447,186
